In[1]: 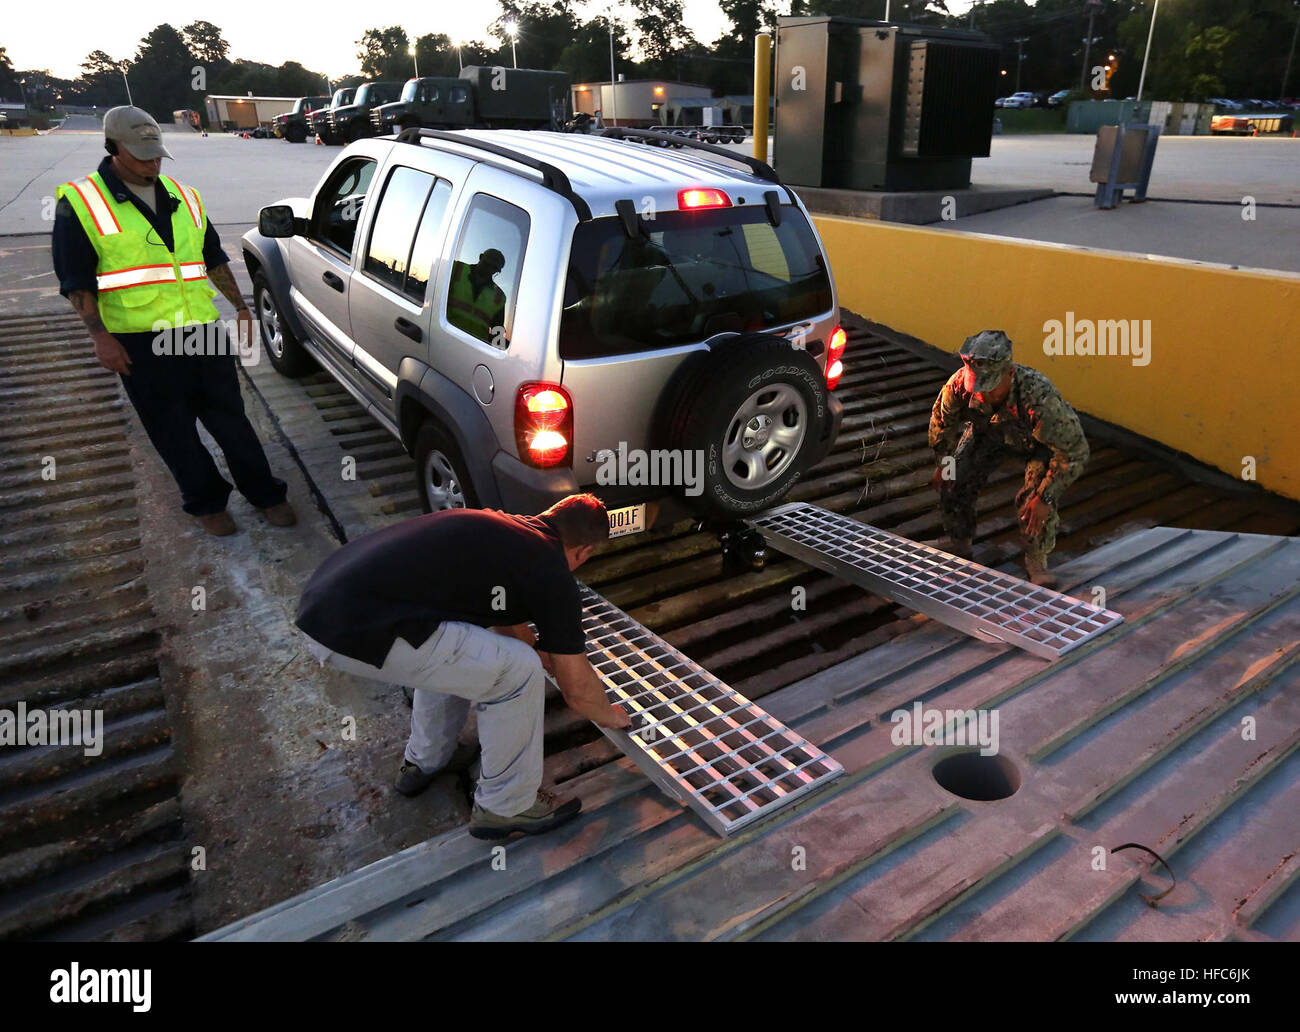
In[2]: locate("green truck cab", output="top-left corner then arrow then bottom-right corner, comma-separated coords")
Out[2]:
275,96 -> 330,143
327,81 -> 402,143
307,88 -> 355,145
369,66 -> 570,134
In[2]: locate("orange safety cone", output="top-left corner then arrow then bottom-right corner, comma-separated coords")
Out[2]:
315,134 -> 322,145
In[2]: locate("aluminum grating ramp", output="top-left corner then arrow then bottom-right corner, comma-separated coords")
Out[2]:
579,587 -> 843,836
748,502 -> 1124,660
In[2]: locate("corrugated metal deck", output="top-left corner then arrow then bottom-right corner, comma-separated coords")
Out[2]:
0,314 -> 191,941
205,526 -> 1300,941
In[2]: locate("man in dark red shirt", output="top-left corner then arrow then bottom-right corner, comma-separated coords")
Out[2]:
297,494 -> 629,840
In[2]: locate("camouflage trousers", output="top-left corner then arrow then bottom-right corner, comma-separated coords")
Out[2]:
938,427 -> 1059,564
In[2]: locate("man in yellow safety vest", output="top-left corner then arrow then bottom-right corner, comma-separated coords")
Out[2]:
447,248 -> 508,346
51,106 -> 295,536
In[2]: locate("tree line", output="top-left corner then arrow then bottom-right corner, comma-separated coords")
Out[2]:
2,1 -> 1296,121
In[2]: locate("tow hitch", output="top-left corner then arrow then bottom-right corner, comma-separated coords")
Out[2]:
712,521 -> 769,572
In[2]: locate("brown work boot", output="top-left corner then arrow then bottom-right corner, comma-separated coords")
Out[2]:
197,510 -> 237,536
261,501 -> 297,527
1024,555 -> 1058,588
468,789 -> 581,840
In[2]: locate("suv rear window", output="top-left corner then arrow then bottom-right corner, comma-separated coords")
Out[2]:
559,204 -> 833,359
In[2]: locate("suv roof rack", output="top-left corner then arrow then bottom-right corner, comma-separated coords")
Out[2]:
394,127 -> 592,221
600,127 -> 792,198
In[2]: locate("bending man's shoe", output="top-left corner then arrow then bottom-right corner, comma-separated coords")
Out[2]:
394,742 -> 480,797
468,789 -> 581,840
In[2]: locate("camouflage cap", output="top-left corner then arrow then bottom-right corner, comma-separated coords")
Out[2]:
959,330 -> 1013,393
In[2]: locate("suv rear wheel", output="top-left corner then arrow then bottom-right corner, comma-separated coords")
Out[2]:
667,335 -> 830,520
413,420 -> 478,513
253,272 -> 316,377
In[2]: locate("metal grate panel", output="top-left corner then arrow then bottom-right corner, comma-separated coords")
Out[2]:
578,587 -> 843,836
748,502 -> 1124,660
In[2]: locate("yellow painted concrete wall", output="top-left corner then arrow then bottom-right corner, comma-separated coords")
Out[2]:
813,215 -> 1300,501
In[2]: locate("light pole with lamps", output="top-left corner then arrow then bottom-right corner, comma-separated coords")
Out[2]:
121,65 -> 133,105
1136,0 -> 1161,102
409,44 -> 419,79
504,21 -> 518,68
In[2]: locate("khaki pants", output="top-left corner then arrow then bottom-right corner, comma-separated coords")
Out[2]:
302,623 -> 545,817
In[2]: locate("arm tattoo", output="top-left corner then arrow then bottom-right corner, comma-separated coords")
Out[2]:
208,263 -> 249,312
68,288 -> 107,337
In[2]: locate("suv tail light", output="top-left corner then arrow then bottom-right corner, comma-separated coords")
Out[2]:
825,325 -> 847,390
678,188 -> 731,210
515,382 -> 573,468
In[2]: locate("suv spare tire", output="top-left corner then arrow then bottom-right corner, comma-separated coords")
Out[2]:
665,334 -> 831,520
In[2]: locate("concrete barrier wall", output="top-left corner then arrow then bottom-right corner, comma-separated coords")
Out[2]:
813,214 -> 1300,501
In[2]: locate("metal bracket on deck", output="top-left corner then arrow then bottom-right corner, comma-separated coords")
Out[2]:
747,502 -> 1124,661
577,586 -> 843,836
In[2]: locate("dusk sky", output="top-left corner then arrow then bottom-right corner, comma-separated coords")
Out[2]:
9,1 -> 980,80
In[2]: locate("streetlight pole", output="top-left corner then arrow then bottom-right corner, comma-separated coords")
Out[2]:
504,21 -> 518,69
608,16 -> 618,127
1080,0 -> 1101,90
1136,0 -> 1161,102
121,67 -> 133,105
1282,1 -> 1300,101
410,45 -> 419,79
884,1 -> 890,20
1014,37 -> 1029,92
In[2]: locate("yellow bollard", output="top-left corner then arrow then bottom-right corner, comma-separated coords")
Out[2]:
753,32 -> 771,164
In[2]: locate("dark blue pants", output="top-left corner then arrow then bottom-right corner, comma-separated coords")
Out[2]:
118,327 -> 287,517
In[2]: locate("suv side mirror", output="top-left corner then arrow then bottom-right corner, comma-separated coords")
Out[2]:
259,204 -> 300,238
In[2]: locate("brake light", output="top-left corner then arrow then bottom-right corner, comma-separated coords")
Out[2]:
678,188 -> 731,210
825,325 -> 847,390
515,382 -> 573,468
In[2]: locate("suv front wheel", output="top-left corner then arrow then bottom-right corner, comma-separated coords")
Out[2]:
413,420 -> 478,513
253,272 -> 316,377
667,335 -> 831,520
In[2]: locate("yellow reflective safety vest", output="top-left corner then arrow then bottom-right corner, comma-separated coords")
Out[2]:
56,171 -> 220,333
447,261 -> 506,344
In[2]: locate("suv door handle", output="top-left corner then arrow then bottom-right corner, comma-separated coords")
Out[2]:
322,271 -> 345,292
394,317 -> 422,343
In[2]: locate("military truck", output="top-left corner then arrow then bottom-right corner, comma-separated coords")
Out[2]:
327,81 -> 402,143
275,96 -> 330,143
370,66 -> 569,135
307,88 -> 355,145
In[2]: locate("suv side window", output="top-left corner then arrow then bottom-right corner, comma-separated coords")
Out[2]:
311,158 -> 376,258
449,86 -> 469,105
445,194 -> 529,349
364,165 -> 434,297
405,180 -> 453,302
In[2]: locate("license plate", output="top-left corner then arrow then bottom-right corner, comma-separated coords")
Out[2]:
607,503 -> 647,539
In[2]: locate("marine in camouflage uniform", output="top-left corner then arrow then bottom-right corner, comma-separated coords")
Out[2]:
927,330 -> 1089,585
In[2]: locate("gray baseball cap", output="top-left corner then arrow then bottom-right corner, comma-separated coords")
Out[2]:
103,106 -> 173,160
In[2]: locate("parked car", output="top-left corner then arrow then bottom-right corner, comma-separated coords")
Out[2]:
308,88 -> 355,145
1046,89 -> 1071,108
242,129 -> 845,531
371,68 -> 569,135
276,96 -> 330,143
1001,92 -> 1036,109
328,81 -> 402,144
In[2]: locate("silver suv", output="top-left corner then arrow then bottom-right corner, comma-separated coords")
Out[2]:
243,128 -> 844,540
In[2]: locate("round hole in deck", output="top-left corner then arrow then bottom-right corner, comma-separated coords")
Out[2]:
931,750 -> 1020,801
